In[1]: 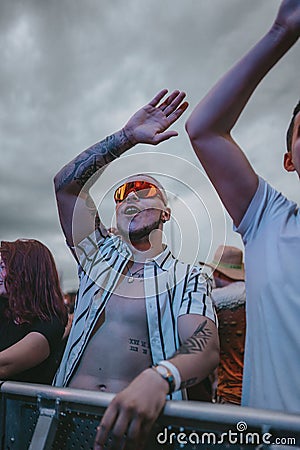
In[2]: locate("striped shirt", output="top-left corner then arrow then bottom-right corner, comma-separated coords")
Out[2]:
54,229 -> 216,399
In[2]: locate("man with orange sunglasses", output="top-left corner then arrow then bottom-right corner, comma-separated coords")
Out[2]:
54,89 -> 219,450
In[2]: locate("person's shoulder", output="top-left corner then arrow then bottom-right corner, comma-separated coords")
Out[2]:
76,229 -> 119,267
261,177 -> 299,217
257,176 -> 298,206
212,281 -> 246,308
236,176 -> 299,238
29,316 -> 65,352
169,257 -> 210,280
30,315 -> 64,337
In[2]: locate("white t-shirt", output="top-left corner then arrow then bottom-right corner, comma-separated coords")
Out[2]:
236,177 -> 300,413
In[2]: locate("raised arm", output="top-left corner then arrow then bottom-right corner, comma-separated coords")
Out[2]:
54,89 -> 188,248
186,0 -> 300,226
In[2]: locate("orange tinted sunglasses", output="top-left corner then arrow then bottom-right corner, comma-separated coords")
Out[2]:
114,180 -> 166,204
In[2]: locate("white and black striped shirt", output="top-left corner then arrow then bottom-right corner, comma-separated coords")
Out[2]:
54,229 -> 216,399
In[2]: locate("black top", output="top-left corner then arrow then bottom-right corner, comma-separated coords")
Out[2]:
0,298 -> 65,384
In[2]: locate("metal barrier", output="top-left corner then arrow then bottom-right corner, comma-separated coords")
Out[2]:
0,380 -> 299,449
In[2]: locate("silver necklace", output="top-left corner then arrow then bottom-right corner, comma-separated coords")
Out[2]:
126,264 -> 144,283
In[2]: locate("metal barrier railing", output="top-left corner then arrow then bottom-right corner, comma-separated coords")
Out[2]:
0,380 -> 299,449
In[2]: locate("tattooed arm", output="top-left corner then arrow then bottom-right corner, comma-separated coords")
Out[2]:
54,89 -> 188,248
54,129 -> 131,248
169,315 -> 219,390
162,269 -> 219,390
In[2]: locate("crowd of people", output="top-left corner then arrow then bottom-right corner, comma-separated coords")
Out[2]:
1,0 -> 299,448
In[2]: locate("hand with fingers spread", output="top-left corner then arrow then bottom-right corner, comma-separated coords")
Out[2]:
123,89 -> 188,146
94,368 -> 169,450
53,88 -> 188,247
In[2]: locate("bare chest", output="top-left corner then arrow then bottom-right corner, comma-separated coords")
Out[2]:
69,277 -> 151,392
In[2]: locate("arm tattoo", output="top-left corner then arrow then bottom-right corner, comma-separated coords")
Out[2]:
174,320 -> 212,356
56,129 -> 132,190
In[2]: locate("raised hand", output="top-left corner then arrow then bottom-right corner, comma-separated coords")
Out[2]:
124,89 -> 188,146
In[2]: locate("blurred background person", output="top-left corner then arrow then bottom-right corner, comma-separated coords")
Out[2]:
203,245 -> 246,405
0,239 -> 67,383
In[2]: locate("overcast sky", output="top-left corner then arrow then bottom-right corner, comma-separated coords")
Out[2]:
0,0 -> 299,291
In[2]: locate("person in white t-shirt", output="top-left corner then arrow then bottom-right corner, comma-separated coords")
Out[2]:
186,0 -> 300,413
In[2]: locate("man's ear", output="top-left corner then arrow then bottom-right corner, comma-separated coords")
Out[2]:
284,152 -> 295,172
161,207 -> 171,223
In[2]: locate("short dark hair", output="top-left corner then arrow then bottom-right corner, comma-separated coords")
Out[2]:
286,100 -> 300,152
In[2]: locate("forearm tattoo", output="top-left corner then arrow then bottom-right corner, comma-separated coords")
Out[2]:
175,320 -> 212,356
55,129 -> 132,190
174,320 -> 213,390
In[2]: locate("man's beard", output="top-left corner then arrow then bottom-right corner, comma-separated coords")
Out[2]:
118,209 -> 163,245
129,217 -> 162,243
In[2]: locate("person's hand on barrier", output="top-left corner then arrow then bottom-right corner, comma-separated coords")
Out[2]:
123,89 -> 188,146
94,368 -> 168,450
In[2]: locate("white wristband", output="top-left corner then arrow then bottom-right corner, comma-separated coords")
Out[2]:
158,360 -> 181,391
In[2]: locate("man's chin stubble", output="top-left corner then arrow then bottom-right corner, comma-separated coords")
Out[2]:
118,216 -> 162,245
